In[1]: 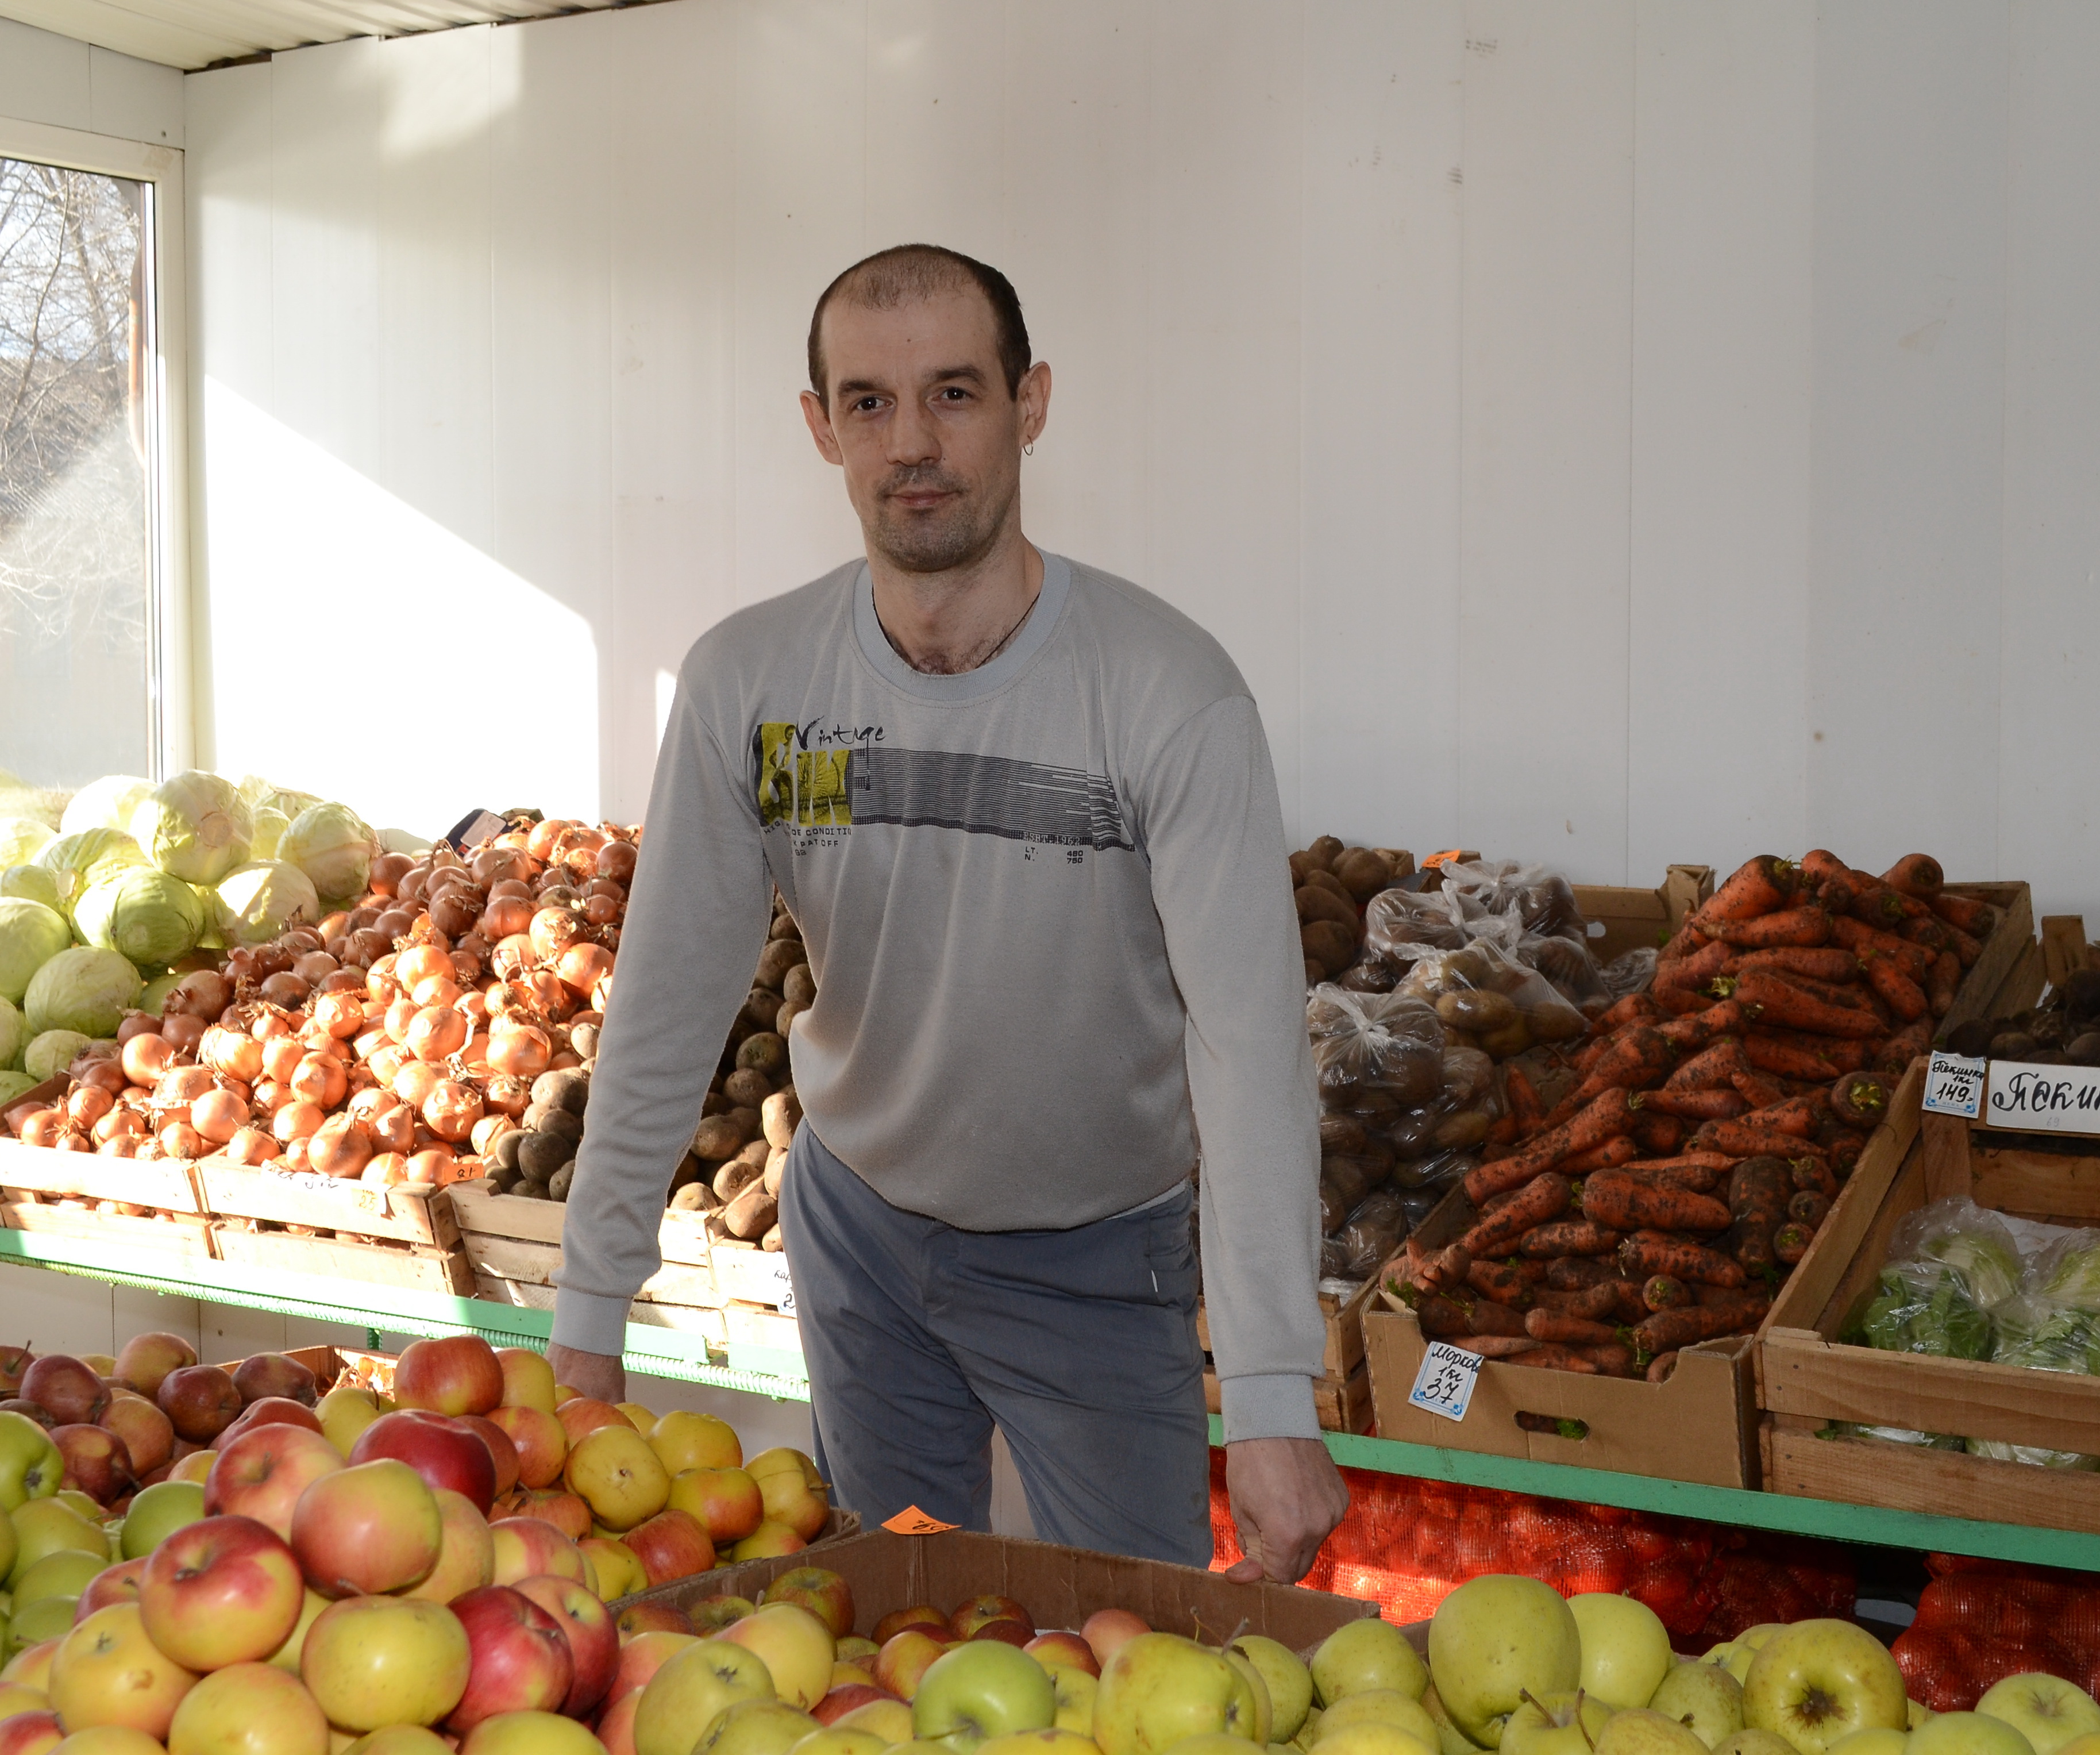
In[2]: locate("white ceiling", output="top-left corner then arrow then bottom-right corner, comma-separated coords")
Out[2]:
0,0 -> 615,71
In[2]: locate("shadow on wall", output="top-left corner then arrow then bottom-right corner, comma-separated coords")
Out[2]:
198,377 -> 599,838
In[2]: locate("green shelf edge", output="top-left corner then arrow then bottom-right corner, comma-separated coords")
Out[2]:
0,1230 -> 812,1404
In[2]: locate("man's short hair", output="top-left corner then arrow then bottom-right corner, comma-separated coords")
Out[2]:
807,244 -> 1031,407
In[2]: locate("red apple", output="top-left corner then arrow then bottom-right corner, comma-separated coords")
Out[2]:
872,1607 -> 947,1645
404,1485 -> 498,1606
872,1629 -> 948,1700
111,1333 -> 195,1402
77,1555 -> 146,1620
205,1422 -> 345,1540
22,1357 -> 108,1426
290,1457 -> 444,1597
461,1416 -> 521,1499
1024,1632 -> 1100,1678
232,1352 -> 318,1407
214,1396 -> 325,1449
596,1689 -> 640,1755
394,1336 -> 505,1419
690,1595 -> 754,1633
139,1511 -> 306,1671
0,1399 -> 52,1429
812,1684 -> 902,1726
510,1488 -> 591,1542
511,1573 -> 619,1717
0,1345 -> 33,1399
488,1518 -> 585,1589
604,1630 -> 696,1710
970,1619 -> 1032,1648
552,1399 -> 627,1448
158,1365 -> 243,1442
950,1595 -> 1031,1640
761,1568 -> 853,1641
622,1509 -> 715,1587
614,1602 -> 695,1641
51,1422 -> 136,1503
446,1584 -> 573,1731
0,1712 -> 60,1755
98,1396 -> 175,1477
350,1410 -> 498,1514
487,1407 -> 565,1491
1080,1608 -> 1150,1668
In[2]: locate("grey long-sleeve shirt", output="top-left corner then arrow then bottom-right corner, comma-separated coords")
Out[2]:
551,552 -> 1327,1441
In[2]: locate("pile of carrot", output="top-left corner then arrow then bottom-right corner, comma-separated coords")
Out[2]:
1384,850 -> 1994,1384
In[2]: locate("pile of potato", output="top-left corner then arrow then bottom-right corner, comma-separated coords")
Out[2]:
1290,837 -> 1414,983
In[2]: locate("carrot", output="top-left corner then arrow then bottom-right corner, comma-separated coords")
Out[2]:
1846,870 -> 1926,926
1734,947 -> 1863,984
1656,984 -> 1720,1017
1798,849 -> 1859,915
1937,917 -> 1986,969
1657,919 -> 1713,963
1464,1296 -> 1529,1338
1729,1069 -> 1790,1110
1450,1336 -> 1539,1359
1654,938 -> 1733,994
1630,1111 -> 1683,1155
1590,992 -> 1667,1035
1791,1157 -> 1839,1198
1695,856 -> 1800,928
1734,1094 -> 1827,1138
1706,907 -> 1835,950
1462,1173 -> 1573,1257
1484,1114 -> 1519,1148
1617,1156 -> 1728,1191
1558,1027 -> 1679,1112
1403,1290 -> 1472,1337
1504,1063 -> 1546,1135
1416,1240 -> 1472,1294
1926,950 -> 1960,1017
1619,1233 -> 1749,1287
1830,916 -> 1933,978
1665,1038 -> 1752,1092
1859,951 -> 1928,1022
1790,1190 -> 1832,1229
1525,1308 -> 1620,1345
1779,968 -> 1882,1014
1744,1028 -> 1873,1078
1725,1155 -> 1791,1270
1876,1017 -> 1933,1075
1632,1304 -> 1756,1353
1556,1136 -> 1643,1177
1929,890 -> 1994,935
1579,1342 -> 1639,1377
1646,1350 -> 1681,1384
1825,1131 -> 1869,1179
1774,1223 -> 1813,1265
1644,1275 -> 1691,1311
1898,914 -> 1952,956
1883,853 -> 1944,899
1466,1258 -> 1535,1307
1518,1218 -> 1624,1258
1690,1284 -> 1773,1322
1733,969 -> 1882,1039
1701,1117 -> 1831,1162
1546,1256 -> 1619,1291
1640,1086 -> 1748,1121
1512,1345 -> 1602,1375
1464,1088 -> 1639,1204
1581,1172 -> 1732,1234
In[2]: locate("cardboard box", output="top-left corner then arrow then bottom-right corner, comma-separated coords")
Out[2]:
615,1526 -> 1378,1651
1199,1279 -> 1376,1434
1366,1061 -> 1926,1491
1571,866 -> 1714,963
1758,1066 -> 2100,1533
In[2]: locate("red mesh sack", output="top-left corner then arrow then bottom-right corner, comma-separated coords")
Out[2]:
1891,1557 -> 2100,1712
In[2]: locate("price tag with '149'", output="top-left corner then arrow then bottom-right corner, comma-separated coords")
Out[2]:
1923,1050 -> 1986,1120
1408,1340 -> 1482,1423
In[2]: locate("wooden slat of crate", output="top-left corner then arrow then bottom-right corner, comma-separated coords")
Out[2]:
470,1274 -> 731,1344
1763,1419 -> 2100,1535
449,1180 -> 713,1270
0,1201 -> 214,1256
710,1244 -> 793,1310
722,1302 -> 799,1351
196,1161 -> 457,1248
1197,1276 -> 1375,1382
2041,914 -> 2091,990
0,1137 -> 203,1212
1203,1365 -> 1372,1435
463,1230 -> 718,1307
1941,881 -> 2036,1034
211,1225 -> 476,1295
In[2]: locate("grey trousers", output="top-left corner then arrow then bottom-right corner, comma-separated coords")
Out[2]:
776,1124 -> 1212,1565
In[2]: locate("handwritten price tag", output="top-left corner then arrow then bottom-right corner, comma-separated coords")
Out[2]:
1408,1340 -> 1482,1424
882,1506 -> 958,1535
1922,1050 -> 1986,1120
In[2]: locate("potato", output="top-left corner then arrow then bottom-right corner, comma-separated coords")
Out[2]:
737,1032 -> 789,1076
1303,957 -> 1325,987
1432,1107 -> 1493,1149
1478,1018 -> 1533,1059
1435,990 -> 1519,1033
669,1182 -> 719,1213
1289,850 -> 1324,885
713,1157 -> 762,1202
774,998 -> 808,1035
725,1067 -> 774,1109
762,1146 -> 788,1197
1526,1000 -> 1587,1044
691,1114 -> 749,1161
1319,1113 -> 1370,1157
1301,920 -> 1357,974
516,1131 -> 569,1184
1332,849 -> 1393,902
721,1183 -> 778,1241
727,1105 -> 761,1141
782,964 -> 817,1007
1375,848 -> 1416,879
768,913 -> 802,942
753,939 -> 803,992
1296,884 -> 1359,932
524,1104 -> 584,1145
742,987 -> 785,1032
1304,867 -> 1352,902
699,1090 -> 731,1119
760,1223 -> 785,1252
733,1137 -> 770,1172
762,1089 -> 803,1150
1309,835 -> 1345,868
548,1163 -> 575,1201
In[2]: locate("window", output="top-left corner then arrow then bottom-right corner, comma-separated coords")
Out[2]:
0,130 -> 182,796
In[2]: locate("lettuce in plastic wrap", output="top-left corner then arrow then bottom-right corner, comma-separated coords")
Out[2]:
2033,1230 -> 2100,1311
1990,1293 -> 2100,1377
1858,1261 -> 1995,1360
1886,1195 -> 2024,1307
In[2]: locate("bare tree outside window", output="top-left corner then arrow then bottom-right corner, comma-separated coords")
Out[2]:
0,159 -> 156,791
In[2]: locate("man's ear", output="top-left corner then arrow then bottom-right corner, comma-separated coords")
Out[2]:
801,389 -> 844,465
1016,360 -> 1052,451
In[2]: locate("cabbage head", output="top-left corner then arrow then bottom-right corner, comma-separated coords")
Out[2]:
36,828 -> 148,915
238,775 -> 323,822
0,1071 -> 34,1107
23,945 -> 142,1038
130,771 -> 253,885
0,866 -> 63,913
138,970 -> 182,1013
1927,1229 -> 2024,1308
1965,1437 -> 2100,1470
0,996 -> 21,1071
0,818 -> 53,869
280,802 -> 375,903
2037,1234 -> 2100,1311
379,826 -> 434,856
74,867 -> 205,969
0,899 -> 72,1005
248,805 -> 289,861
60,775 -> 155,837
213,860 -> 320,946
1860,1262 -> 1994,1360
22,1029 -> 90,1083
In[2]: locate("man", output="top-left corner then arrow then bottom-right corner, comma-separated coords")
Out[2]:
550,244 -> 1346,1582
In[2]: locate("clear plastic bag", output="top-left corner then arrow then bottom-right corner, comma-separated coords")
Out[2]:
1856,1261 -> 1998,1360
1322,1186 -> 1412,1281
1392,940 -> 1588,1057
1990,1291 -> 2100,1376
1831,1422 -> 1967,1450
1436,860 -> 1587,942
1305,987 -> 1445,1104
2030,1228 -> 2100,1311
1363,887 -> 1469,959
1601,946 -> 1660,998
1963,1437 -> 2100,1471
1886,1196 -> 2025,1307
1519,932 -> 1613,1013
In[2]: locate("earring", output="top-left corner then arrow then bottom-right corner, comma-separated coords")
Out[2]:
1024,442 -> 1035,456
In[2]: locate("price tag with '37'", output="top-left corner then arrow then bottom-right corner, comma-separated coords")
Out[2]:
1408,1340 -> 1482,1423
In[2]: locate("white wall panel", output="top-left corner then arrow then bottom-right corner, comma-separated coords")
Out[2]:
1627,1 -> 1815,876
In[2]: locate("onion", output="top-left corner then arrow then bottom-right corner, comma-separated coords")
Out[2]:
252,1079 -> 292,1115
156,1065 -> 217,1106
159,1121 -> 205,1159
362,1152 -> 410,1186
395,946 -> 453,991
19,1110 -> 64,1148
201,1026 -> 264,1083
252,944 -> 294,979
161,1013 -> 207,1054
261,1036 -> 307,1084
450,948 -> 484,984
191,1088 -> 247,1144
555,943 -> 614,1000
583,894 -> 621,927
292,951 -> 339,985
411,976 -> 463,1011
318,910 -> 354,940
477,896 -> 535,941
280,927 -> 324,954
290,1054 -> 349,1110
252,1011 -> 293,1042
365,1044 -> 411,1085
484,1075 -> 532,1119
348,927 -> 392,966
526,820 -> 567,861
115,1012 -> 160,1048
382,997 -> 419,1045
529,907 -> 582,963
406,1006 -> 468,1064
121,1034 -> 181,1087
548,1050 -> 583,1071
429,889 -> 481,939
171,969 -> 234,1019
458,1033 -> 491,1068
67,1085 -> 115,1127
352,1026 -> 391,1063
318,969 -> 366,996
472,848 -> 530,887
406,1145 -> 456,1184
457,991 -> 490,1027
421,1080 -> 481,1142
369,853 -> 413,896
374,909 -> 418,940
369,1100 -> 417,1154
492,936 -> 535,981
521,971 -> 573,1019
272,1100 -> 325,1144
224,1126 -> 279,1165
99,1137 -> 139,1158
471,1114 -> 516,1155
259,972 -> 311,1010
392,1060 -> 446,1108
93,1107 -> 144,1144
309,1114 -> 373,1177
280,1137 -> 313,1172
487,1023 -> 552,1080
313,992 -> 365,1040
595,840 -> 638,883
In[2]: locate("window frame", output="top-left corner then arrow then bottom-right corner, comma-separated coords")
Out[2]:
0,116 -> 191,780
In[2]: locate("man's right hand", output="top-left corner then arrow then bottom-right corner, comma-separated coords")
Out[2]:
546,1343 -> 626,1407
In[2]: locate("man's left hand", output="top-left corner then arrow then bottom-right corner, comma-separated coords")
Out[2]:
1220,1435 -> 1348,1584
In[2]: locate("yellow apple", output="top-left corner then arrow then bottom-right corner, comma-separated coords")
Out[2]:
1590,1709 -> 1707,1755
1420,1685 -> 1484,1755
1427,1578 -> 1580,1748
13,1553 -> 102,1609
165,1660 -> 329,1755
459,1710 -> 611,1755
1910,1703 -> 1934,1731
700,1702 -> 821,1755
1825,1733 -> 1907,1755
831,1663 -> 876,1692
8,1503 -> 108,1590
1906,1716 -> 2037,1755
633,1636 -> 776,1755
1053,1671 -> 1097,1737
1224,1652 -> 1274,1745
403,1489 -> 496,1604
1647,1661 -> 1743,1748
974,1734 -> 1102,1755
650,1414 -> 742,1476
49,1604 -> 197,1737
45,1730 -> 163,1755
298,1596 -> 471,1733
1568,1595 -> 1673,1713
316,1389 -> 383,1459
721,1604 -> 837,1711
495,1351 -> 559,1415
579,1538 -> 646,1602
341,1729 -> 452,1755
1309,1726 -> 1435,1755
1235,1639 -> 1314,1745
265,1591 -> 330,1672
1314,1692 -> 1440,1753
1709,1735 -> 1797,1755
834,1700 -> 916,1744
787,1730 -> 888,1755
1977,1676 -> 2100,1755
1740,1622 -> 1906,1755
563,1427 -> 671,1533
1093,1633 -> 1258,1755
1313,1622 -> 1427,1709
1498,1692 -> 1611,1755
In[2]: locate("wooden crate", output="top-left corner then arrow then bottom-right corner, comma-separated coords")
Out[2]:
1197,1277 -> 1375,1434
1939,880 -> 2038,1036
1758,1066 -> 2100,1532
198,1159 -> 475,1296
0,1103 -> 215,1258
1202,1359 -> 1371,1435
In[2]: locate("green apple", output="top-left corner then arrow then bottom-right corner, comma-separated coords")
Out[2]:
1428,1577 -> 1581,1749
1095,1633 -> 1262,1755
1710,1735 -> 1795,1755
701,1701 -> 823,1755
1737,1630 -> 1784,1654
1908,1715 -> 2036,1755
1315,1691 -> 1441,1753
5,1591 -> 74,1657
1648,1661 -> 1743,1748
1592,1709 -> 1708,1755
1311,1726 -> 1437,1755
1569,1595 -> 1673,1712
1910,1703 -> 1933,1731
912,1640 -> 1057,1752
1054,1669 -> 1098,1735
1423,1687 -> 1487,1755
1977,1676 -> 2100,1755
1723,1651 -> 1756,1687
0,1414 -> 61,1514
1741,1622 -> 1906,1755
1227,1649 -> 1277,1744
634,1635 -> 777,1755
1500,1691 -> 1612,1755
11,1549 -> 101,1606
1315,1621 -> 1430,1707
1236,1638 -> 1316,1744
5,1498 -> 106,1588
118,1480 -> 206,1561
1825,1732 -> 1906,1755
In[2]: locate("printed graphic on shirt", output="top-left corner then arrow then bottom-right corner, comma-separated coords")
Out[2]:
754,722 -> 1132,850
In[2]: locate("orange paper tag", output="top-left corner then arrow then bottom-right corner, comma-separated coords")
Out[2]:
882,1506 -> 959,1535
1421,849 -> 1469,869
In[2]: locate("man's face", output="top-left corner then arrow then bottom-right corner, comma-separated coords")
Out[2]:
802,286 -> 1047,575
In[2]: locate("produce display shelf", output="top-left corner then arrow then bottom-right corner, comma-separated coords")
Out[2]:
0,1227 -> 812,1403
